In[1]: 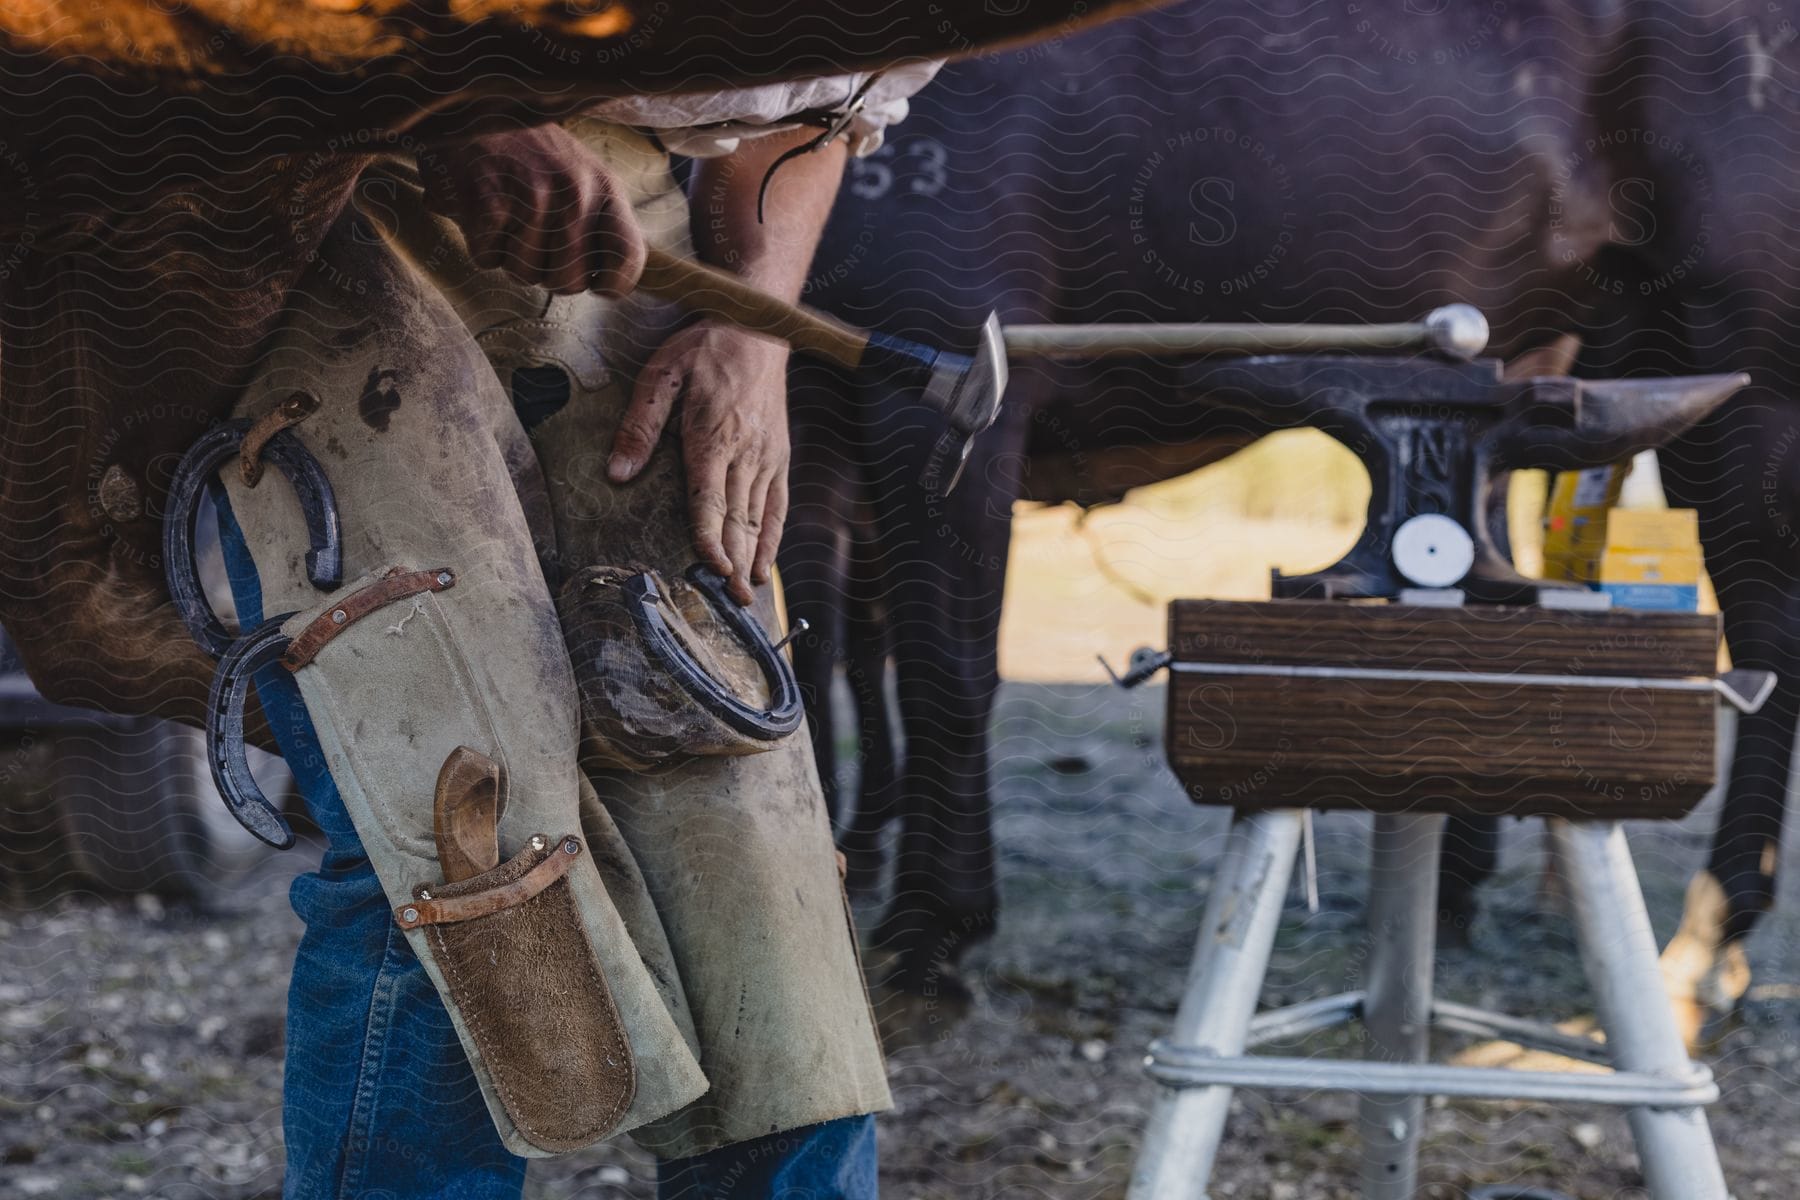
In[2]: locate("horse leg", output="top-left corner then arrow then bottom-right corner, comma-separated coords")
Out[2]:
866,403 -> 1026,999
1654,584 -> 1794,1047
779,373 -> 856,826
1699,578 -> 1795,948
781,524 -> 848,823
879,597 -> 1003,999
1661,385 -> 1800,1046
1671,574 -> 1793,1041
1437,815 -> 1501,945
838,516 -> 902,895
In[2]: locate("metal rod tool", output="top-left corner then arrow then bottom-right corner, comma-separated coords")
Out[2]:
1003,304 -> 1489,361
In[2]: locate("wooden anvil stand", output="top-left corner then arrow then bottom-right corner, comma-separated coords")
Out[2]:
1116,342 -> 1769,1200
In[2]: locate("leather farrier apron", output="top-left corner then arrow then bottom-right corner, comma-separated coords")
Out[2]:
216,121 -> 889,1159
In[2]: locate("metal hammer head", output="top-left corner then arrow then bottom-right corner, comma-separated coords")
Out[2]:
863,313 -> 1009,495
920,313 -> 1008,494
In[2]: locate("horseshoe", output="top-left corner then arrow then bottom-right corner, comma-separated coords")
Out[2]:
624,564 -> 804,742
205,615 -> 300,849
164,420 -> 343,659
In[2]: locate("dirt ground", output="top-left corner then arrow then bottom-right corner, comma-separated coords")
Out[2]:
4,458 -> 1797,1199
3,677 -> 1798,1200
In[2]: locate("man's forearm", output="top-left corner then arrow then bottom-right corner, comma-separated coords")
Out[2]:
689,128 -> 850,303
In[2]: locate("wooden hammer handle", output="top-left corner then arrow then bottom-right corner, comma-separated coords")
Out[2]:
638,248 -> 870,369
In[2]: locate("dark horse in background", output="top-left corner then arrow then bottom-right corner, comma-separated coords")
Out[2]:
782,0 -> 1800,1030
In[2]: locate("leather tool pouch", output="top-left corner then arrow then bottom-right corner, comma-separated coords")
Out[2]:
394,834 -> 638,1153
559,562 -> 803,770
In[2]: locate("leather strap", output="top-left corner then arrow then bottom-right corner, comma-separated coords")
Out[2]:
283,565 -> 457,671
394,835 -> 584,929
240,390 -> 320,486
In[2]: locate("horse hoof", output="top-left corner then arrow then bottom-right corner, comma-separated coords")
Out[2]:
1660,871 -> 1753,1053
864,903 -> 997,1028
867,963 -> 975,1055
1436,910 -> 1476,950
851,909 -> 986,1051
871,904 -> 996,970
1437,892 -> 1479,949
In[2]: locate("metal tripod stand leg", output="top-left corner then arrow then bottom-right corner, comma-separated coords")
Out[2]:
1129,808 -> 1305,1200
1357,812 -> 1444,1199
1547,820 -> 1728,1200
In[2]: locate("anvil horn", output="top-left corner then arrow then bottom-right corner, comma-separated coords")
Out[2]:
1498,372 -> 1751,469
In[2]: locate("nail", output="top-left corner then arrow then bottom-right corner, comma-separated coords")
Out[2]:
607,453 -> 634,482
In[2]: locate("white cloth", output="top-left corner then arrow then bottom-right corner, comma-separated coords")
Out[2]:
588,60 -> 942,159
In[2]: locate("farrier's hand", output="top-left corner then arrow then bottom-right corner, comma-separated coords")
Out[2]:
608,320 -> 790,605
422,125 -> 646,296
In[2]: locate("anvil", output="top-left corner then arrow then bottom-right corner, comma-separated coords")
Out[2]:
1179,355 -> 1749,604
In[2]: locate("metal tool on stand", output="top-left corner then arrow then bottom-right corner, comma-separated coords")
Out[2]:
1180,353 -> 1746,604
1101,322 -> 1767,1200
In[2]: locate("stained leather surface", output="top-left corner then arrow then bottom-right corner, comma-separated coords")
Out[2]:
422,837 -> 639,1153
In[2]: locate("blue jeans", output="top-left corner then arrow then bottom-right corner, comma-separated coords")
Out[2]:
217,500 -> 877,1200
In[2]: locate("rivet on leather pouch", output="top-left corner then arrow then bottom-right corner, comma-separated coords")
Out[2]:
396,834 -> 638,1152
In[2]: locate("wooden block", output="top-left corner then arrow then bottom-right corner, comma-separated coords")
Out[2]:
1163,600 -> 1721,820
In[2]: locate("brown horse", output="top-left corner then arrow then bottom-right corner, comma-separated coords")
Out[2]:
784,0 -> 1800,1029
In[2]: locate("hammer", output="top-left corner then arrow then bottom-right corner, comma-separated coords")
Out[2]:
354,190 -> 1004,494
640,248 -> 1005,494
639,248 -> 1492,491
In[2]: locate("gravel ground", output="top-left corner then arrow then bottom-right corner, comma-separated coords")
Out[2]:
3,680 -> 1799,1200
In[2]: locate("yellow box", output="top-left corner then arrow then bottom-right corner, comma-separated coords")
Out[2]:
1601,508 -> 1701,560
1542,465 -> 1628,583
1599,508 -> 1702,610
